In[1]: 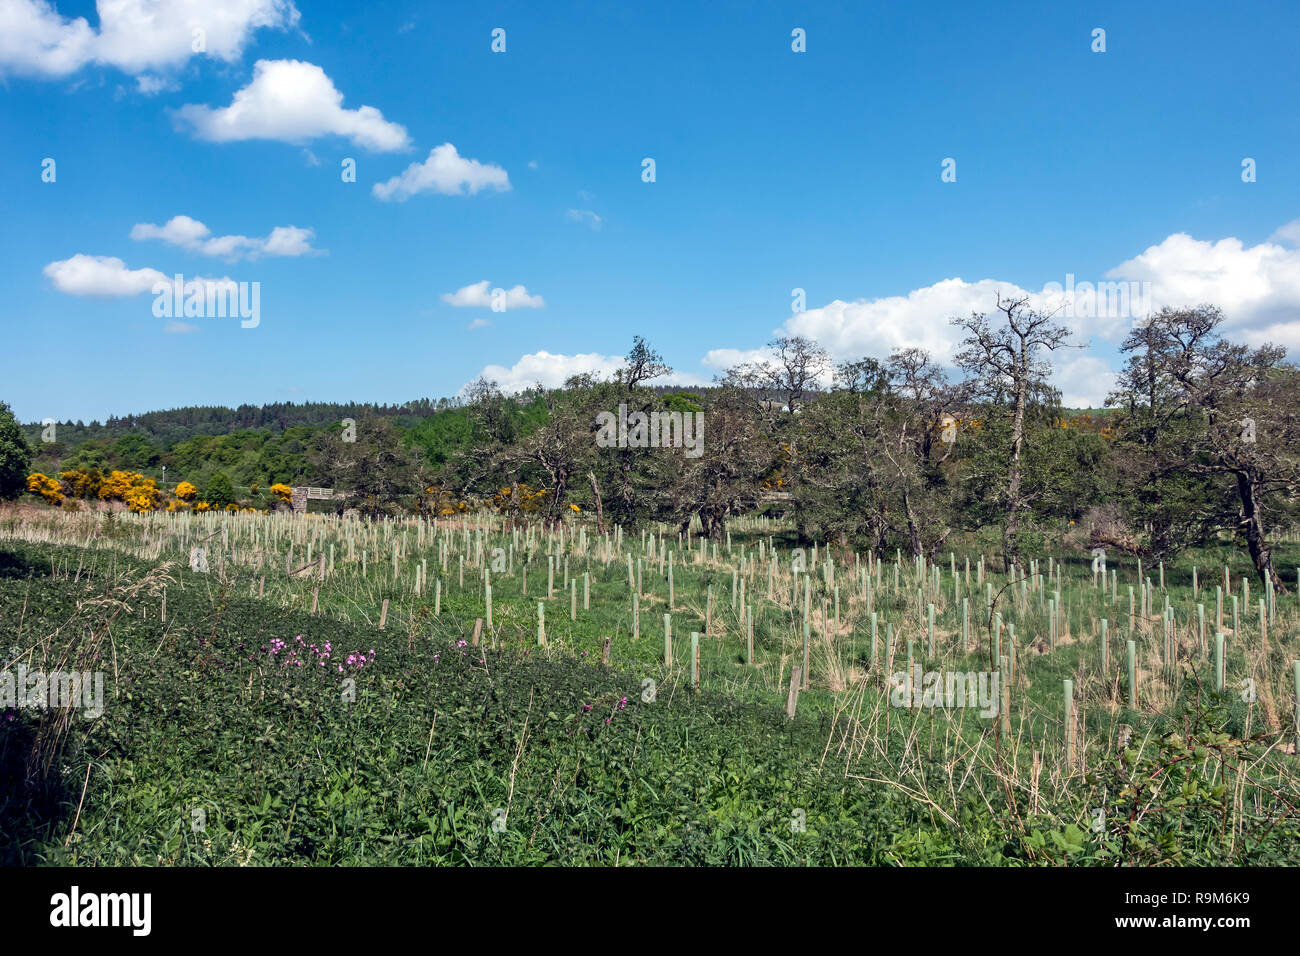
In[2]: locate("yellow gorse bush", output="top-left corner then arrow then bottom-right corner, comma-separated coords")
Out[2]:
26,473 -> 64,506
125,478 -> 162,513
98,470 -> 140,501
175,481 -> 198,501
97,470 -> 165,512
59,468 -> 102,499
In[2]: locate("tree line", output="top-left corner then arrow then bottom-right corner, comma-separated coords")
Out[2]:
4,298 -> 1298,587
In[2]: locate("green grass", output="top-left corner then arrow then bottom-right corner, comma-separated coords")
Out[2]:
2,507 -> 1299,865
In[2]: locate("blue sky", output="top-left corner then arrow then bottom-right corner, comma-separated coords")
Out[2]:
3,0 -> 1299,423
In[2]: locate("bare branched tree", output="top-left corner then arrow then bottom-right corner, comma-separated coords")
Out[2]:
952,294 -> 1075,564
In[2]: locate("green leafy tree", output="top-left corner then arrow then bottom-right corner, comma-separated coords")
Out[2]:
204,471 -> 236,508
0,401 -> 34,500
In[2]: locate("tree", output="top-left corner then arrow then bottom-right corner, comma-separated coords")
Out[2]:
723,334 -> 831,420
0,401 -> 34,500
618,336 -> 672,392
661,386 -> 773,538
790,350 -> 965,557
1108,306 -> 1224,554
113,434 -> 162,470
1111,305 -> 1300,587
508,383 -> 602,522
308,417 -> 426,519
204,471 -> 236,508
952,294 -> 1074,565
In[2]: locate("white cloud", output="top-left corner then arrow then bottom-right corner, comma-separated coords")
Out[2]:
780,278 -> 1029,367
440,280 -> 544,310
713,221 -> 1300,405
701,347 -> 773,372
130,214 -> 210,247
471,351 -> 708,395
135,73 -> 178,96
566,209 -> 603,230
1106,231 -> 1300,347
0,0 -> 299,78
130,214 -> 319,260
1269,219 -> 1300,246
174,59 -> 410,151
1050,355 -> 1116,409
43,254 -> 166,296
260,225 -> 315,257
372,143 -> 510,201
43,254 -> 241,306
163,319 -> 199,334
473,351 -> 623,393
467,318 -> 492,329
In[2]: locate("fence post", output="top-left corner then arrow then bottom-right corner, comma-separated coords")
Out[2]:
1127,640 -> 1137,708
691,632 -> 699,690
786,666 -> 802,719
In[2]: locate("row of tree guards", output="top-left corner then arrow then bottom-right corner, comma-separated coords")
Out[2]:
128,507 -> 1300,750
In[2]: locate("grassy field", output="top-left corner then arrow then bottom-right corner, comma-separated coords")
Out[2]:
2,504 -> 1299,865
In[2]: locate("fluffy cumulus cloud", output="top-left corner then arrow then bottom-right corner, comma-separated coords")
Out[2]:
698,221 -> 1300,407
472,351 -> 624,393
130,215 -> 318,260
373,143 -> 510,201
0,0 -> 299,78
174,59 -> 410,151
470,351 -> 707,395
42,254 -> 166,296
1105,231 -> 1300,347
43,254 -> 238,309
440,281 -> 544,310
778,278 -> 1025,370
1049,354 -> 1118,410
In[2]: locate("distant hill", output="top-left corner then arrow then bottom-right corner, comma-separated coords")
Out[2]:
20,399 -> 456,448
